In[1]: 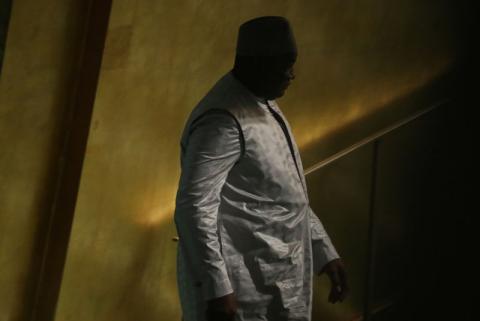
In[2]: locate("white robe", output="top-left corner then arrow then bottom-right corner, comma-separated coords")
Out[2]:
174,72 -> 339,321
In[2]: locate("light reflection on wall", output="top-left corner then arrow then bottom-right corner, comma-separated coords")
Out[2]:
291,58 -> 452,151
134,202 -> 174,226
133,57 -> 452,227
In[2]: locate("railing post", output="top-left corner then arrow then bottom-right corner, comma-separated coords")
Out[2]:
364,140 -> 380,321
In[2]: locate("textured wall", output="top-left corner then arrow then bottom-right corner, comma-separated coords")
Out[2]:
50,1 -> 458,321
0,1 -> 86,320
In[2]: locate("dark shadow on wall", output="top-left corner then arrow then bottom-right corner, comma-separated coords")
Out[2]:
306,64 -> 474,321
0,0 -> 13,75
302,3 -> 476,314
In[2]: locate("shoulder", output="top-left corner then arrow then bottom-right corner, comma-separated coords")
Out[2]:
186,110 -> 243,153
184,109 -> 243,158
189,109 -> 240,134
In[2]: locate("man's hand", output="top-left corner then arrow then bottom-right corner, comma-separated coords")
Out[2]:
206,293 -> 238,321
321,258 -> 349,304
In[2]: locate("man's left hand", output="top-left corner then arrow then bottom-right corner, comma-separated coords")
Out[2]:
321,258 -> 349,304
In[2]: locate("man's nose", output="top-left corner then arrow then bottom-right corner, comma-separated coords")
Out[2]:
287,69 -> 295,81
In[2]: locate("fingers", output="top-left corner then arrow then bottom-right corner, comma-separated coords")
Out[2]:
328,278 -> 342,303
338,265 -> 349,301
328,283 -> 347,304
327,262 -> 349,304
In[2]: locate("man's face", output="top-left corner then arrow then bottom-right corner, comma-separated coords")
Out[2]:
259,54 -> 296,100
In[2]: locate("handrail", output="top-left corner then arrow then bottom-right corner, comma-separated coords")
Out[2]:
304,99 -> 449,176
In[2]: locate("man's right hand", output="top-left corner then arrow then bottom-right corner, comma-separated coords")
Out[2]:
206,293 -> 238,321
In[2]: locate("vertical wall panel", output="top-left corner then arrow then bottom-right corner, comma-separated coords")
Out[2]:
369,114 -> 440,317
0,1 -> 87,320
370,103 -> 470,321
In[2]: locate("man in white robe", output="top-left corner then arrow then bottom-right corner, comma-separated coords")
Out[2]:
174,16 -> 349,321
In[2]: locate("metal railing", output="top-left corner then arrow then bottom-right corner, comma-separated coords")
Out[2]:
304,99 -> 448,176
304,99 -> 448,321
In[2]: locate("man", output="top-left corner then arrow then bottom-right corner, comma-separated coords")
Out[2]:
174,16 -> 348,321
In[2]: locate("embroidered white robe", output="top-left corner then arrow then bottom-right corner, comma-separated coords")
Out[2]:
174,72 -> 340,321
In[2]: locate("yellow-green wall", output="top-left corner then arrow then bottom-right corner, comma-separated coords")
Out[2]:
0,1 -> 86,320
53,1 -> 456,321
0,0 -> 460,321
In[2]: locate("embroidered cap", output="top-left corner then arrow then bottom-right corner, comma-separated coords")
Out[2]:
235,16 -> 297,56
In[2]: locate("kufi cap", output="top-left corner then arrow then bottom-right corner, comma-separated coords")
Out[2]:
235,16 -> 297,56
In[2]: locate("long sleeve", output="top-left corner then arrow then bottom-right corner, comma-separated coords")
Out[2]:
309,207 -> 341,275
174,111 -> 242,301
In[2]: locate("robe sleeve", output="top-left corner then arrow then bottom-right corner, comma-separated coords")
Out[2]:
308,206 -> 341,275
174,111 -> 242,301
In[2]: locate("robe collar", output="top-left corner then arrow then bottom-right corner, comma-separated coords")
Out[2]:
225,71 -> 278,112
